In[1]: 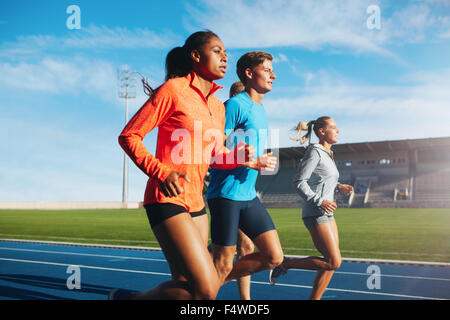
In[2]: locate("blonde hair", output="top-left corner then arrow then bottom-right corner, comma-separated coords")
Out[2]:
292,116 -> 332,145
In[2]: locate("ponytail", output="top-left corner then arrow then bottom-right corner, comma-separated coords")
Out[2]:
292,120 -> 314,145
292,116 -> 331,145
138,47 -> 190,100
138,73 -> 155,98
165,46 -> 191,81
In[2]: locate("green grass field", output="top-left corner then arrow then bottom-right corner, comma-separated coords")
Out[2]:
0,208 -> 449,263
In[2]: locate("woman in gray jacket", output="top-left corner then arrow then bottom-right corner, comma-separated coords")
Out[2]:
269,116 -> 353,300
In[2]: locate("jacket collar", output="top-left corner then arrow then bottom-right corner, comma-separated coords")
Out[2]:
311,143 -> 334,157
187,71 -> 223,103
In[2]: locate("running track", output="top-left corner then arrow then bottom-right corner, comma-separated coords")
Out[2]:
0,239 -> 449,301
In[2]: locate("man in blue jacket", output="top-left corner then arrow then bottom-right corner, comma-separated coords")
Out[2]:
207,51 -> 283,287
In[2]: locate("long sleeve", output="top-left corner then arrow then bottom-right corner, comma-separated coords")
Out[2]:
118,92 -> 174,183
293,148 -> 323,207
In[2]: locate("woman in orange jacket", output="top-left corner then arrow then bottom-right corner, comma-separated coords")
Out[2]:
114,31 -> 259,300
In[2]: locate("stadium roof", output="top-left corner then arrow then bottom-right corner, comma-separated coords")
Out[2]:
278,136 -> 450,159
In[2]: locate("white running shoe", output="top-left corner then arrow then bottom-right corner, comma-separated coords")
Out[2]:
269,263 -> 287,285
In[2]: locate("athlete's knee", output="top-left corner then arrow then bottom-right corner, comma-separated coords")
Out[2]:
324,254 -> 341,270
192,283 -> 218,300
191,287 -> 217,300
262,248 -> 284,270
237,240 -> 254,257
214,257 -> 234,280
331,256 -> 342,270
213,246 -> 236,280
270,251 -> 284,269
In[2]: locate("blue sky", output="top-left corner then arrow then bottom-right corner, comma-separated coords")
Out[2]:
1,0 -> 449,202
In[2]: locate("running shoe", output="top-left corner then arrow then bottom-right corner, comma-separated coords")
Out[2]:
269,263 -> 287,285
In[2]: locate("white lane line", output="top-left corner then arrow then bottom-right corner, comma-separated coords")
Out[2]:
0,234 -> 159,245
250,281 -> 445,300
2,238 -> 449,267
0,258 -> 171,277
288,268 -> 450,282
0,247 -> 166,262
0,238 -> 161,252
283,247 -> 450,258
2,246 -> 449,282
0,257 -> 445,300
2,234 -> 448,258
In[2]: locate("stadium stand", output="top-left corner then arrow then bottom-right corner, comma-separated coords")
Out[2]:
257,137 -> 450,208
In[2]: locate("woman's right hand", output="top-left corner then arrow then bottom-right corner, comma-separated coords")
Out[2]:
320,200 -> 337,214
160,171 -> 190,197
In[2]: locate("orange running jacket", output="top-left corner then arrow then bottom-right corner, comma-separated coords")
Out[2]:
119,71 -> 233,212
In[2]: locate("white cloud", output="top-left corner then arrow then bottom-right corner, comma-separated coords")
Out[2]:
425,0 -> 450,6
186,0 -> 394,56
186,0 -> 450,60
436,15 -> 450,38
0,25 -> 177,60
439,29 -> 450,38
376,4 -> 436,44
0,57 -> 119,103
0,56 -> 157,107
272,53 -> 289,64
63,25 -> 178,49
0,23 -> 171,103
263,69 -> 450,147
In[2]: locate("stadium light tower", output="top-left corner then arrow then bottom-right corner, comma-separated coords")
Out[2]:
118,65 -> 138,204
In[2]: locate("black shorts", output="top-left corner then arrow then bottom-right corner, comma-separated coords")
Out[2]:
207,197 -> 275,246
144,203 -> 206,229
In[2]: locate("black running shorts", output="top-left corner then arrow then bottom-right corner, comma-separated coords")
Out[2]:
144,203 -> 206,229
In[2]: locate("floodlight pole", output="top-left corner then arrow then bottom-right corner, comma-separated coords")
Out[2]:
123,96 -> 129,204
118,66 -> 138,205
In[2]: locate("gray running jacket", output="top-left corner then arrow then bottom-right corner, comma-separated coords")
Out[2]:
293,144 -> 340,218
